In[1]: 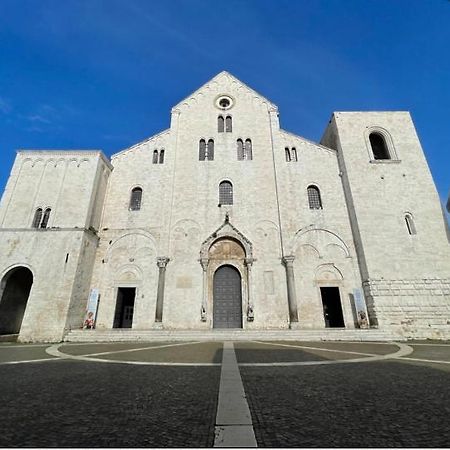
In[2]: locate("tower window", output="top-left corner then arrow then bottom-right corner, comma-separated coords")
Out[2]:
291,147 -> 298,162
285,147 -> 291,162
152,150 -> 158,164
207,139 -> 214,161
32,208 -> 43,228
199,139 -> 206,161
369,133 -> 390,160
244,139 -> 253,160
159,149 -> 165,164
237,139 -> 244,160
218,116 -> 224,133
405,214 -> 416,235
219,181 -> 233,205
130,187 -> 142,211
40,208 -> 51,228
307,186 -> 322,209
225,116 -> 232,132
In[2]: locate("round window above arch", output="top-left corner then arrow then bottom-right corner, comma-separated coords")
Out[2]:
215,95 -> 234,110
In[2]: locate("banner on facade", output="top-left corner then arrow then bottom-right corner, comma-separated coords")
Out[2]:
83,288 -> 100,329
353,288 -> 369,329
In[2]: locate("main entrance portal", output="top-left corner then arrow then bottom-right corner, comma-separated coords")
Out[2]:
213,265 -> 242,328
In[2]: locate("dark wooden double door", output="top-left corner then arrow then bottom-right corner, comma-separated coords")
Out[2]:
213,265 -> 242,328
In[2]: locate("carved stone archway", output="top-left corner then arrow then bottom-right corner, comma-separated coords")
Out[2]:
199,215 -> 254,327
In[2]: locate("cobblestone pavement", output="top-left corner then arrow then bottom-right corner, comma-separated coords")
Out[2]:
0,340 -> 448,447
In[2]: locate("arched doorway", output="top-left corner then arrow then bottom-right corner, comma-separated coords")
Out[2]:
213,265 -> 242,328
0,267 -> 33,335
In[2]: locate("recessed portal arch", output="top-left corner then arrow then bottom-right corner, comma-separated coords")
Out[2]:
0,266 -> 33,335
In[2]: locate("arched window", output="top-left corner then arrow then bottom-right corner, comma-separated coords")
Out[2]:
307,186 -> 322,209
32,208 -> 42,228
130,187 -> 142,211
199,139 -> 206,161
405,214 -> 416,235
285,147 -> 291,162
291,147 -> 298,162
219,181 -> 233,205
159,149 -> 165,164
152,150 -> 158,164
237,139 -> 244,160
40,208 -> 51,228
218,116 -> 224,133
369,133 -> 390,160
225,116 -> 232,132
207,139 -> 214,161
244,139 -> 253,160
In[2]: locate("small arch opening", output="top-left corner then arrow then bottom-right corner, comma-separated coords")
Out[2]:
130,187 -> 143,211
369,132 -> 390,160
307,185 -> 322,209
218,116 -> 224,133
219,180 -> 233,205
0,267 -> 34,335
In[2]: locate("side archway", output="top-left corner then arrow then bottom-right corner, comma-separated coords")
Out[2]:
0,266 -> 33,334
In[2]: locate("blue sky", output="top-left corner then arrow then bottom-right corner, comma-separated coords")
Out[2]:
0,0 -> 449,215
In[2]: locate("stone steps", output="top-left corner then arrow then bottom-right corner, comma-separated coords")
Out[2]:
64,328 -> 403,343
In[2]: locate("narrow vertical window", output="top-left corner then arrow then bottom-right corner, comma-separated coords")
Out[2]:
159,149 -> 165,164
225,116 -> 232,132
291,147 -> 298,162
130,187 -> 142,211
405,214 -> 416,235
32,208 -> 43,228
199,139 -> 206,161
237,139 -> 244,160
152,150 -> 158,164
40,208 -> 51,228
219,181 -> 233,205
218,116 -> 224,133
307,186 -> 322,209
285,147 -> 291,162
369,133 -> 390,160
244,139 -> 253,160
207,139 -> 214,161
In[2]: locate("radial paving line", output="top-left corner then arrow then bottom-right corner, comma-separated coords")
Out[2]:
45,343 -> 220,366
214,341 -> 257,448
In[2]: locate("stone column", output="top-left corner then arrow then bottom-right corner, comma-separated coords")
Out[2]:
282,255 -> 299,324
154,257 -> 170,323
245,257 -> 255,321
200,258 -> 209,322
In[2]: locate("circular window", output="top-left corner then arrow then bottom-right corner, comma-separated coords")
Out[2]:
215,95 -> 234,110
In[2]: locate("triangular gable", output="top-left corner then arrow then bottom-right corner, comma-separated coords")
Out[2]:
172,71 -> 277,112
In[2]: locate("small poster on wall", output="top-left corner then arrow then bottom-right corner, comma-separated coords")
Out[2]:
353,288 -> 369,329
83,288 -> 100,329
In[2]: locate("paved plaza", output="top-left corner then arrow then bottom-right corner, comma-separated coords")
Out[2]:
0,340 -> 449,447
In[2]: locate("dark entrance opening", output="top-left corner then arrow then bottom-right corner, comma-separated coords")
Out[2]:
0,267 -> 33,335
113,287 -> 136,328
320,287 -> 345,328
213,265 -> 242,328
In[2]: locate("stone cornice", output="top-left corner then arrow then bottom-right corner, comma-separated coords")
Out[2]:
17,150 -> 112,169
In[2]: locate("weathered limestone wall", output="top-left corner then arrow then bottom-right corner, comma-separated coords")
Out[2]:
322,112 -> 450,337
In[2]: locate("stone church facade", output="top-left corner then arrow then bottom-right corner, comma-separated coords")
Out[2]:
0,72 -> 449,342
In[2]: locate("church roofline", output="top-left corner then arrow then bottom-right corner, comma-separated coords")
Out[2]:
171,71 -> 278,112
17,149 -> 112,168
280,129 -> 337,154
111,128 -> 171,159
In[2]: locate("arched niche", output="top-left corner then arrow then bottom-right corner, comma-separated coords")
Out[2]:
0,266 -> 34,334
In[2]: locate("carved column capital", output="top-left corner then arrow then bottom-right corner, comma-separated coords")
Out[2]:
244,257 -> 255,267
282,255 -> 295,267
156,257 -> 170,269
199,257 -> 209,271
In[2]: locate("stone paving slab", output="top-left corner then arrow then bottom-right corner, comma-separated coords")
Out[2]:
0,345 -> 59,363
80,342 -> 224,364
234,342 -> 330,363
240,360 -> 450,448
0,361 -> 221,448
264,340 -> 400,356
60,342 -> 170,356
407,344 -> 450,362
